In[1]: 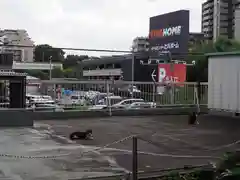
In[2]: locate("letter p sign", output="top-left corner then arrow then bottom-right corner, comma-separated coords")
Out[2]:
158,68 -> 166,82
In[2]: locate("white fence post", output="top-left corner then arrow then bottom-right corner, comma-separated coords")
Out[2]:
152,83 -> 155,104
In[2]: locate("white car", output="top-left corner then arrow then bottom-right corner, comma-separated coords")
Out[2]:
70,95 -> 86,106
88,96 -> 122,110
41,95 -> 53,101
111,98 -> 144,109
125,102 -> 157,110
30,98 -> 55,104
31,103 -> 64,112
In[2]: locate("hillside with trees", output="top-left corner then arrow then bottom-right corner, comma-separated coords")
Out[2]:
26,38 -> 240,81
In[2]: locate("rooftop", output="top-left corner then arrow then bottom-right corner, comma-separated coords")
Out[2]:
0,115 -> 240,179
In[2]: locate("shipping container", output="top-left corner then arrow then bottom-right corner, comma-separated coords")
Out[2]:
207,52 -> 240,113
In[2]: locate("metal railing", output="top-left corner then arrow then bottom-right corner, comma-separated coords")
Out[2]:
33,80 -> 208,112
0,80 -> 208,111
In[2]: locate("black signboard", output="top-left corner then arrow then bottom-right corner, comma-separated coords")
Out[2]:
149,10 -> 190,57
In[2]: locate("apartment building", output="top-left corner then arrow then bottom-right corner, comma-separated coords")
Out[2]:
0,29 -> 34,62
131,37 -> 149,52
202,0 -> 240,41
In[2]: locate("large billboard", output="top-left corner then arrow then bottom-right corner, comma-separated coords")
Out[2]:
158,64 -> 186,84
149,10 -> 190,57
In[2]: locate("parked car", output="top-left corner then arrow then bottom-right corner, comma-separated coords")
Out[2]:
27,94 -> 55,104
31,102 -> 64,112
91,92 -> 114,105
125,102 -> 157,110
88,96 -> 123,110
111,98 -> 144,109
70,95 -> 86,106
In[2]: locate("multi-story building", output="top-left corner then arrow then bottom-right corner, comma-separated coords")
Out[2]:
202,0 -> 240,41
131,37 -> 149,52
81,52 -> 155,81
0,29 -> 34,62
202,0 -> 214,40
234,0 -> 240,40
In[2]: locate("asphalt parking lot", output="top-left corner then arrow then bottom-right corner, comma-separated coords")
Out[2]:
43,115 -> 240,171
1,115 -> 240,180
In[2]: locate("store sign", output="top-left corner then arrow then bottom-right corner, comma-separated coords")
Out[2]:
149,10 -> 189,55
158,64 -> 186,84
149,26 -> 182,38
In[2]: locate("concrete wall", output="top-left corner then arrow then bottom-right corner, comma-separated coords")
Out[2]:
0,110 -> 33,127
0,106 -> 203,127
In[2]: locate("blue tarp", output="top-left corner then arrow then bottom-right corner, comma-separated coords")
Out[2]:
63,89 -> 72,95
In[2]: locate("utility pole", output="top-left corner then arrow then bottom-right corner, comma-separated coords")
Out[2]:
49,55 -> 53,80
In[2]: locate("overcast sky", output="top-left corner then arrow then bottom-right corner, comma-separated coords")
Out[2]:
0,0 -> 205,56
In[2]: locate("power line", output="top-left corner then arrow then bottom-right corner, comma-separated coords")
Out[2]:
0,44 -> 131,53
0,44 -> 207,55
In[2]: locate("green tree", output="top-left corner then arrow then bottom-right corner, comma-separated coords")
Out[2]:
63,55 -> 87,69
51,67 -> 64,78
25,70 -> 49,80
34,44 -> 65,62
63,68 -> 74,78
63,55 -> 87,79
187,37 -> 240,82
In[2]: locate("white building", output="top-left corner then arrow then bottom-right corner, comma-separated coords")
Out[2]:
202,0 -> 240,41
0,29 -> 34,62
131,37 -> 149,52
